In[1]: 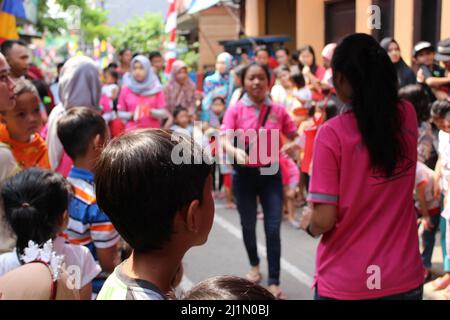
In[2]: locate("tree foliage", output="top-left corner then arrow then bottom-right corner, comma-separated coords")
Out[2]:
36,0 -> 111,41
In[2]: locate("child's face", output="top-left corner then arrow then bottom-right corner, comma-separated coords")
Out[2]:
151,56 -> 164,73
0,55 -> 16,112
432,115 -> 450,133
211,99 -> 225,115
175,110 -> 190,128
255,51 -> 270,66
1,92 -> 41,142
104,71 -> 116,85
132,62 -> 146,82
279,70 -> 292,88
416,50 -> 435,66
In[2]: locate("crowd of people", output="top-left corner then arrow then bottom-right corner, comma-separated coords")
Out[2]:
0,31 -> 449,300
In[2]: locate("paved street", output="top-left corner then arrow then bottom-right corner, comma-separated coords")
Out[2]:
181,200 -> 319,300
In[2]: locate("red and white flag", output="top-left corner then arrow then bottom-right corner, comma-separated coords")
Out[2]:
164,0 -> 177,75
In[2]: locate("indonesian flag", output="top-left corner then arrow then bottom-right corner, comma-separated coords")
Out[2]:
164,0 -> 177,75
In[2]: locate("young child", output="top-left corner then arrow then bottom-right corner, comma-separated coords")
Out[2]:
94,129 -> 214,300
0,79 -> 50,169
430,100 -> 450,291
181,276 -> 275,300
0,168 -> 101,300
414,41 -> 449,101
280,152 -> 300,228
414,161 -> 441,280
170,105 -> 192,137
57,107 -> 120,296
207,95 -> 234,208
100,67 -> 120,122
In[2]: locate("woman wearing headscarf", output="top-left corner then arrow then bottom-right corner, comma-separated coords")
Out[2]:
380,37 -> 416,89
117,55 -> 168,132
164,60 -> 196,115
202,52 -> 234,121
45,56 -> 102,176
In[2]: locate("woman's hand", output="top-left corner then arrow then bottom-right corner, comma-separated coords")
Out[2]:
421,216 -> 435,231
234,148 -> 249,165
299,206 -> 313,231
417,69 -> 425,84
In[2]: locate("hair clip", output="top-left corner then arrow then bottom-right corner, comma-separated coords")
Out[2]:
20,240 -> 64,282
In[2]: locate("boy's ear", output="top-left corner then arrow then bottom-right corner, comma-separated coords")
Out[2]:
185,199 -> 200,233
93,134 -> 103,151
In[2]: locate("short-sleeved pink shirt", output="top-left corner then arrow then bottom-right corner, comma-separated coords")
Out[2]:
118,86 -> 166,132
307,100 -> 424,300
221,96 -> 298,167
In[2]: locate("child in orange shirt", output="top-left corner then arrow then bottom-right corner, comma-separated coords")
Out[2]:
0,79 -> 50,169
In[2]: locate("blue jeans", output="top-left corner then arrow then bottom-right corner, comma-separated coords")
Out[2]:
421,214 -> 442,269
314,285 -> 423,300
232,166 -> 283,286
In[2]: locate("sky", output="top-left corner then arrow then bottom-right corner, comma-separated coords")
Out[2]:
103,0 -> 169,26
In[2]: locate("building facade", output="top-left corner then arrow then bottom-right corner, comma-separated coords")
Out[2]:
242,0 -> 450,64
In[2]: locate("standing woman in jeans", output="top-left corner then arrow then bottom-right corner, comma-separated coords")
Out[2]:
221,62 -> 299,299
302,34 -> 424,300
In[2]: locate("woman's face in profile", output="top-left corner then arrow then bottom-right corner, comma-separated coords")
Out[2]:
387,42 -> 401,64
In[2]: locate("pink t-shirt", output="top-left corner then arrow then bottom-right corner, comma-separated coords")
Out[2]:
118,86 -> 166,132
307,100 -> 424,300
221,98 -> 298,167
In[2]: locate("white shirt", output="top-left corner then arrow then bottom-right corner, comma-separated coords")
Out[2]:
414,161 -> 440,210
438,130 -> 450,194
0,237 -> 101,288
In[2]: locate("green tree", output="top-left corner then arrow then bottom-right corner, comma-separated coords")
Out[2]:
36,0 -> 111,41
110,13 -> 199,70
110,13 -> 165,54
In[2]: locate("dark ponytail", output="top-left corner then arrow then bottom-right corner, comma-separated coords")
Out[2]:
332,33 -> 402,177
1,168 -> 71,256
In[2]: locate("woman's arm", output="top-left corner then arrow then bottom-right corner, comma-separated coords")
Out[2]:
302,204 -> 337,236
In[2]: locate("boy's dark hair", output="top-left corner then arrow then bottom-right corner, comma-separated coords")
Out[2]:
108,62 -> 119,70
398,84 -> 431,123
1,168 -> 70,256
149,51 -> 162,61
181,276 -> 275,300
431,100 -> 450,119
173,105 -> 188,118
57,107 -> 107,160
291,72 -> 306,89
332,33 -> 401,177
95,129 -> 213,253
0,39 -> 28,57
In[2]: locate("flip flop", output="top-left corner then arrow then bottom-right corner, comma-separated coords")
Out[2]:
245,270 -> 262,284
268,287 -> 288,300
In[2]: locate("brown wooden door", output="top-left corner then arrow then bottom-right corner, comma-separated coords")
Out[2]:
325,0 -> 356,44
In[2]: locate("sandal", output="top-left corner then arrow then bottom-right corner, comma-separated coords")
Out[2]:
268,286 -> 288,300
245,270 -> 262,284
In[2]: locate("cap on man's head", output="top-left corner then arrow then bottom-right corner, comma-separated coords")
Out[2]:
436,38 -> 450,62
413,41 -> 435,57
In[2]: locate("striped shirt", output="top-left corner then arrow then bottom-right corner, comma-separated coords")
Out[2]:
63,167 -> 120,293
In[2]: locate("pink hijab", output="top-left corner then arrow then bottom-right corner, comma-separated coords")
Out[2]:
164,60 -> 196,114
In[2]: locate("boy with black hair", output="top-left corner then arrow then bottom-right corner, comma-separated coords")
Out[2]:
95,129 -> 214,300
57,107 -> 120,296
414,41 -> 449,101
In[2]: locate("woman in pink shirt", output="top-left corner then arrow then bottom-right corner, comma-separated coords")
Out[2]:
117,55 -> 168,132
221,62 -> 299,299
302,34 -> 424,300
